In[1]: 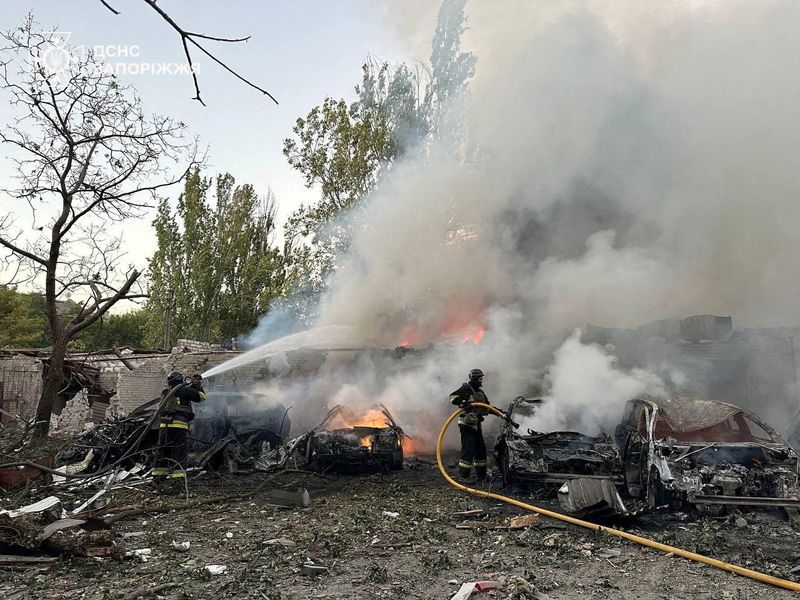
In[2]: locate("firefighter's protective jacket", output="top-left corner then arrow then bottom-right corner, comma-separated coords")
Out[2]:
449,382 -> 490,430
161,384 -> 206,421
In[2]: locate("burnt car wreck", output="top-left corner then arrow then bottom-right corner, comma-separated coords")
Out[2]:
616,396 -> 800,513
495,397 -> 621,488
56,388 -> 291,475
301,405 -> 405,473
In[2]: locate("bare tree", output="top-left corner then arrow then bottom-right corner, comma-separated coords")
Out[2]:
0,18 -> 197,436
100,0 -> 279,106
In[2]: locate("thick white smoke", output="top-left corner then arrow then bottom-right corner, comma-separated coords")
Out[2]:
312,0 -> 800,442
221,1 -> 800,447
522,330 -> 666,435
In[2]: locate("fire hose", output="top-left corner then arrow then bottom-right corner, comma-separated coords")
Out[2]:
435,402 -> 800,593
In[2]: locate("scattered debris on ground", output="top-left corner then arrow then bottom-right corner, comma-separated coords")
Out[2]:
1,457 -> 798,599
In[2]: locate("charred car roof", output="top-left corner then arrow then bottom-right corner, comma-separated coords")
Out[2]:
630,395 -> 783,445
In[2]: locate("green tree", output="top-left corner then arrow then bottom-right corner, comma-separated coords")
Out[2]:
282,61 -> 429,322
71,310 -> 148,350
145,169 -> 284,348
0,286 -> 47,347
425,0 -> 477,144
280,0 -> 475,325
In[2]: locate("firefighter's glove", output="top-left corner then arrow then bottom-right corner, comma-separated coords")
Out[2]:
459,400 -> 473,409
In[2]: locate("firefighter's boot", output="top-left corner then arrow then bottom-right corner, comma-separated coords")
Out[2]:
475,465 -> 487,483
458,466 -> 472,481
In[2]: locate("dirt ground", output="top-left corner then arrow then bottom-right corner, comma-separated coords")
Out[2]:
2,456 -> 800,600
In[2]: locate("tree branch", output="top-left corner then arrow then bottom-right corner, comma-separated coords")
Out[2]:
99,0 -> 121,15
135,0 -> 278,105
67,269 -> 141,335
0,235 -> 47,266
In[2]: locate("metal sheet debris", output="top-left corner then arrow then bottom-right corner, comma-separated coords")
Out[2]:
558,478 -> 631,519
0,496 -> 63,519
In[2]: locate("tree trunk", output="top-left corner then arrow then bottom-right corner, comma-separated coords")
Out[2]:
33,336 -> 68,438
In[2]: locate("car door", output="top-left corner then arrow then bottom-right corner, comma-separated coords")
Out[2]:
623,402 -> 651,497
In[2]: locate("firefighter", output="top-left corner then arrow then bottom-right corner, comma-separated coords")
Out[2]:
449,368 -> 490,482
153,371 -> 206,479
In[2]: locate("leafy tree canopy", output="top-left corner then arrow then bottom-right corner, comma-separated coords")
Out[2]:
145,169 -> 285,348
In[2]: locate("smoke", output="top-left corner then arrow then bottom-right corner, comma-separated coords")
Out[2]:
522,330 -> 666,435
217,0 -> 800,444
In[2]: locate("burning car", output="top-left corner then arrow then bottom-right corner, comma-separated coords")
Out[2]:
495,397 -> 621,488
302,405 -> 405,473
615,396 -> 800,511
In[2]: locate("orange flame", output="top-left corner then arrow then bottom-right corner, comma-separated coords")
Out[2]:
327,407 -> 390,430
398,322 -> 486,347
347,408 -> 390,429
359,435 -> 373,448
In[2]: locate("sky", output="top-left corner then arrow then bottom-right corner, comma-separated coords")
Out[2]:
0,0 -> 435,280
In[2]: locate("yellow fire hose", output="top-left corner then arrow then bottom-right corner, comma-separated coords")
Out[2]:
435,403 -> 800,592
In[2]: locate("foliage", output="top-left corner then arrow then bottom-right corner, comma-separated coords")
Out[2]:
145,169 -> 285,347
0,286 -> 48,347
0,284 -> 148,350
281,61 -> 430,323
280,0 -> 475,324
71,309 -> 148,350
425,0 -> 476,144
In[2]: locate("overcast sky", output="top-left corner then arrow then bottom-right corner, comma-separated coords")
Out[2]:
0,1 -> 435,269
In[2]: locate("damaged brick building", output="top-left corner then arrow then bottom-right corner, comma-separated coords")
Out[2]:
0,341 -> 243,433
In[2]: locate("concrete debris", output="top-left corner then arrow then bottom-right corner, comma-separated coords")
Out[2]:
505,576 -> 550,600
263,538 -> 295,547
204,564 -> 227,575
268,487 -> 311,508
126,548 -> 152,561
170,540 -> 190,552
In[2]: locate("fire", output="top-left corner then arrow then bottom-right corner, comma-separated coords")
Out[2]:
461,326 -> 485,344
344,408 -> 390,429
401,436 -> 421,455
325,407 -> 390,431
397,321 -> 486,347
359,435 -> 373,448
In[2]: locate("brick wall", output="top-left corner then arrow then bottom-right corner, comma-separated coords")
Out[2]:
50,389 -> 93,434
174,339 -> 224,353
